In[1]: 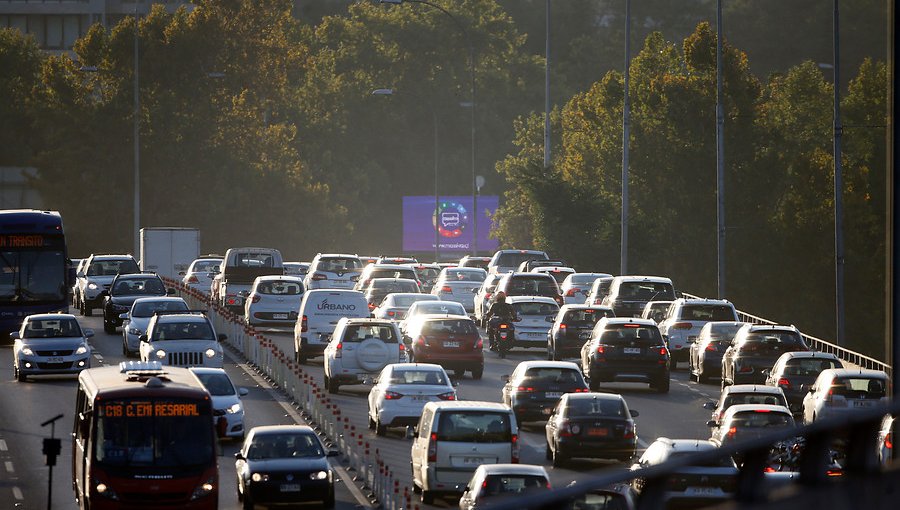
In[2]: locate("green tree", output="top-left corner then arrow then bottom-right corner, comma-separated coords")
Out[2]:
0,28 -> 44,166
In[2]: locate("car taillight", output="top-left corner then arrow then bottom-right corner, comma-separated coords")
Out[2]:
565,288 -> 577,297
441,286 -> 452,294
251,293 -> 260,304
384,391 -> 403,400
705,343 -> 717,352
673,322 -> 692,329
484,292 -> 492,300
559,323 -> 567,330
658,347 -> 668,356
726,426 -> 737,439
597,345 -> 606,354
573,387 -> 589,393
475,337 -> 483,350
558,420 -> 577,437
312,273 -> 327,281
824,388 -> 833,403
778,377 -> 791,389
511,434 -> 519,463
428,432 -> 438,462
368,303 -> 376,310
417,335 -> 426,347
187,275 -> 199,284
387,311 -> 395,317
438,391 -> 456,401
624,421 -> 636,439
739,365 -> 753,373
517,386 -> 535,392
334,342 -> 342,358
885,432 -> 893,450
301,315 -> 308,332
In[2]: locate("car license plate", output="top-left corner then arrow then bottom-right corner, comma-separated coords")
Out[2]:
580,332 -> 591,339
273,313 -> 288,319
686,487 -> 717,496
280,484 -> 301,492
542,407 -> 554,415
853,400 -> 875,408
545,392 -> 562,398
587,427 -> 608,437
412,395 -> 428,401
623,347 -> 641,354
464,457 -> 483,465
444,341 -> 460,348
47,357 -> 65,363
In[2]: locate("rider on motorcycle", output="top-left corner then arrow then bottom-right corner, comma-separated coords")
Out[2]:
485,292 -> 516,350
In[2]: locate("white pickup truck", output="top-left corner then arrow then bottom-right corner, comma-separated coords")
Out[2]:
210,247 -> 284,314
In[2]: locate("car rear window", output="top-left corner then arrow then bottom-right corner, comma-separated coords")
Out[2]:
616,281 -> 675,301
342,324 -> 397,343
318,257 -> 362,272
723,393 -> 785,408
414,302 -> 467,316
233,252 -> 277,267
443,269 -> 486,282
668,451 -> 736,467
600,325 -> 663,345
563,308 -> 614,325
423,319 -> 478,336
741,332 -> 808,354
729,411 -> 793,429
390,369 -> 448,385
505,276 -> 559,296
192,260 -> 220,273
496,252 -> 548,267
564,398 -> 627,418
436,411 -> 512,442
523,367 -> 583,386
414,267 -> 440,281
540,269 -> 573,285
258,281 -> 303,295
513,301 -> 559,316
481,475 -> 549,496
831,377 -> 887,398
393,295 -> 434,307
679,305 -> 736,321
370,269 -> 418,281
783,358 -> 840,376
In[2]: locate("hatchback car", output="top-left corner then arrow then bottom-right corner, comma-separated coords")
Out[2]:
405,263 -> 442,293
244,275 -> 305,327
235,425 -> 338,509
431,267 -> 488,314
363,278 -> 421,311
367,363 -> 456,435
721,324 -> 809,388
399,300 -> 468,336
12,313 -> 93,381
404,314 -> 484,379
181,257 -> 222,294
304,253 -> 363,290
190,367 -> 249,439
658,298 -> 739,366
501,360 -> 589,423
602,276 -> 676,318
547,304 -> 615,360
102,273 -> 171,333
506,296 -> 560,349
801,368 -> 890,424
458,464 -> 551,510
709,404 -> 795,449
584,276 -> 615,307
120,296 -> 189,357
140,311 -> 226,368
373,293 -> 439,321
561,272 -> 612,306
630,438 -> 738,508
545,392 -> 638,466
702,384 -> 790,430
580,318 -> 670,393
323,318 -> 406,393
688,321 -> 747,384
764,351 -> 843,415
355,264 -> 420,291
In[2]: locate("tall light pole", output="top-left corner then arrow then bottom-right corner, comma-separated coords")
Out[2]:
621,0 -> 632,275
544,0 -> 551,169
132,3 -> 141,258
380,0 -> 477,255
716,0 -> 726,299
833,0 -> 846,346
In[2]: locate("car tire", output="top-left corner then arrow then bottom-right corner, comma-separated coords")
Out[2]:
545,438 -> 553,460
411,464 -> 421,493
326,375 -> 338,394
104,321 -> 116,334
471,367 -> 483,380
122,341 -> 128,357
242,493 -> 254,510
15,366 -> 25,382
368,413 -> 376,431
656,375 -> 670,394
421,490 -> 435,505
454,369 -> 465,379
547,344 -> 554,361
551,442 -> 567,468
323,489 -> 336,509
375,419 -> 386,437
697,366 -> 710,384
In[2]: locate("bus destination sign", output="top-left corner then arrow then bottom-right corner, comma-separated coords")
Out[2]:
0,234 -> 64,249
102,401 -> 201,418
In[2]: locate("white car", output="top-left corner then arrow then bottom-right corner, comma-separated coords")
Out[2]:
304,253 -> 363,290
531,266 -> 576,287
283,262 -> 310,277
12,313 -> 93,382
458,464 -> 551,510
506,296 -> 559,348
430,267 -> 487,314
140,312 -> 225,368
560,272 -> 611,305
323,318 -> 406,393
473,273 -> 503,327
120,296 -> 189,358
657,298 -> 739,367
802,368 -> 890,424
189,367 -> 249,439
372,293 -> 438,321
708,404 -> 795,448
181,257 -> 222,295
76,254 -> 140,316
244,275 -> 305,327
367,363 -> 456,436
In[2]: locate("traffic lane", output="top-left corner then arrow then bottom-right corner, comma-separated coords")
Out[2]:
79,315 -> 368,510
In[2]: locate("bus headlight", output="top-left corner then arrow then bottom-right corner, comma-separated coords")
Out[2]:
205,348 -> 217,359
251,472 -> 269,482
310,470 -> 328,480
20,347 -> 34,356
227,403 -> 242,414
75,344 -> 88,355
95,481 -> 119,500
189,477 -> 216,500
155,349 -> 167,359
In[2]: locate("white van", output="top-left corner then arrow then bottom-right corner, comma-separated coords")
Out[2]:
410,401 -> 519,504
294,289 -> 369,363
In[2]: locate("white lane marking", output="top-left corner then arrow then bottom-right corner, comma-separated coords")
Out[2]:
12,487 -> 23,500
0,440 -> 7,451
637,438 -> 649,448
4,461 -> 13,473
225,351 -> 374,509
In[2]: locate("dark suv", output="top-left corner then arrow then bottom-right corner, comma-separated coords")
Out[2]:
547,305 -> 615,360
494,272 -> 562,305
580,318 -> 670,393
403,315 -> 483,380
501,360 -> 589,423
721,324 -> 809,388
601,276 -> 676,318
102,273 -> 170,333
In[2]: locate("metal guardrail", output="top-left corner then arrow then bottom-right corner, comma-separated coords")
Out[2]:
681,293 -> 892,376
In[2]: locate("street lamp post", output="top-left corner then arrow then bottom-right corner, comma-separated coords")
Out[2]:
380,0 -> 477,255
132,2 -> 140,258
621,0 -> 632,275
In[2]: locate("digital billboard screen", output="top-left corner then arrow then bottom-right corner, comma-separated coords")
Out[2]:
403,195 -> 499,253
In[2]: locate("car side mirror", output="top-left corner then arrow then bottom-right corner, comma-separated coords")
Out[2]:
83,329 -> 95,338
546,316 -> 555,323
702,401 -> 717,410
798,384 -> 807,394
77,271 -> 85,278
178,271 -> 186,276
630,410 -> 640,418
501,374 -> 510,383
761,368 -> 770,378
166,288 -> 176,296
452,380 -> 459,387
706,420 -> 717,428
406,426 -> 417,439
139,334 -> 148,343
234,452 -> 245,460
9,331 -> 19,340
119,313 -> 129,320
238,388 -> 249,396
326,450 -> 340,457
239,290 -> 250,298
218,334 -> 228,342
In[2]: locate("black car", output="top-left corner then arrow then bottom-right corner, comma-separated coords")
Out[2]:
547,305 -> 615,360
721,324 -> 809,388
235,425 -> 338,509
763,351 -> 842,414
501,361 -> 589,423
545,393 -> 639,467
580,318 -> 670,393
102,273 -> 170,333
688,321 -> 746,384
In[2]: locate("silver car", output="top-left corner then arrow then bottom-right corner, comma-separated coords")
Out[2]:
181,257 -> 222,295
190,367 -> 249,439
304,253 -> 363,290
430,267 -> 487,314
474,273 -> 503,327
560,272 -> 612,305
283,262 -> 310,277
244,275 -> 305,327
12,313 -> 93,381
506,296 -> 559,348
373,293 -> 439,321
120,297 -> 189,358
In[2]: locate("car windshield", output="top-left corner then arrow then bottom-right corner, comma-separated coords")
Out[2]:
505,276 -> 559,296
389,369 -> 448,385
679,305 -> 736,321
195,372 -> 236,396
423,319 -> 478,336
481,475 -> 550,497
564,398 -> 627,418
523,368 -> 583,386
436,411 -> 512,442
563,308 -> 613,325
87,259 -> 139,276
23,318 -> 82,338
152,321 -> 214,341
783,358 -> 840,376
513,301 -> 559,316
668,451 -> 736,468
342,324 -> 397,343
319,257 -> 361,272
113,278 -> 165,295
258,281 -> 303,295
132,300 -> 188,318
247,433 -> 324,460
600,325 -> 663,345
617,282 -> 675,301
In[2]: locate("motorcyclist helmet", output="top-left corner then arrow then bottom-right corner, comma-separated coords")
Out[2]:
495,292 -> 507,303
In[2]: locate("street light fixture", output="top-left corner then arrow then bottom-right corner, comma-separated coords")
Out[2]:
379,0 -> 478,255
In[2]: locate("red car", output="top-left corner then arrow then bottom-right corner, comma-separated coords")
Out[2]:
403,315 -> 483,380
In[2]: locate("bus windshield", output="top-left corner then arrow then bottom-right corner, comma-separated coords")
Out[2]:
0,249 -> 67,302
95,398 -> 214,468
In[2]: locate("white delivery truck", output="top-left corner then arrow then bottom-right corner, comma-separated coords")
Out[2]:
139,227 -> 201,280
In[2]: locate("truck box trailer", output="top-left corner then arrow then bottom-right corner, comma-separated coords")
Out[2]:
140,227 -> 201,280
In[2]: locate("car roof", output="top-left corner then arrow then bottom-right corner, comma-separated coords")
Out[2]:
425,401 -> 512,412
654,438 -> 718,451
254,275 -> 304,282
725,384 -> 785,395
562,392 -> 625,402
92,254 -> 134,260
132,297 -> 186,304
25,313 -> 78,321
507,296 -> 559,304
776,351 -> 840,361
367,264 -> 413,270
722,404 -> 793,417
114,273 -> 160,280
192,257 -> 222,263
249,425 -> 316,436
369,278 -> 418,285
516,360 -> 581,371
596,317 -> 657,327
411,313 -> 472,321
819,368 -> 888,379
560,304 -> 613,311
387,363 -> 446,371
154,313 -> 209,323
532,266 -> 575,273
315,253 -> 360,259
742,323 -> 799,333
188,367 -> 229,376
386,293 -> 435,300
476,464 -> 548,476
505,272 -> 555,279
674,298 -> 732,305
613,275 -> 672,283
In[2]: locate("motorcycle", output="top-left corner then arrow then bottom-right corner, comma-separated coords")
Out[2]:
487,316 -> 516,359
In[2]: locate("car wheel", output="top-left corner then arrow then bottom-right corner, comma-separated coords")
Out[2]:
656,375 -> 670,394
375,418 -> 387,437
323,488 -> 336,509
104,321 -> 116,334
551,442 -> 567,468
454,369 -> 465,379
545,438 -> 553,460
411,464 -> 421,493
237,477 -> 244,501
296,351 -> 307,365
15,365 -> 25,382
122,340 -> 128,357
84,303 -> 92,317
547,344 -> 554,361
368,413 -> 376,431
421,490 -> 435,505
697,366 -> 710,384
242,492 -> 254,510
471,367 -> 483,380
326,375 -> 339,394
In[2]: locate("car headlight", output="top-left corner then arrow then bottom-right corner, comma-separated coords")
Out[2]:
75,344 -> 89,355
128,327 -> 142,336
189,477 -> 215,500
227,403 -> 242,414
310,470 -> 328,480
20,347 -> 34,356
251,473 -> 269,482
95,481 -> 119,500
87,283 -> 98,290
155,349 -> 167,359
205,348 -> 217,358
